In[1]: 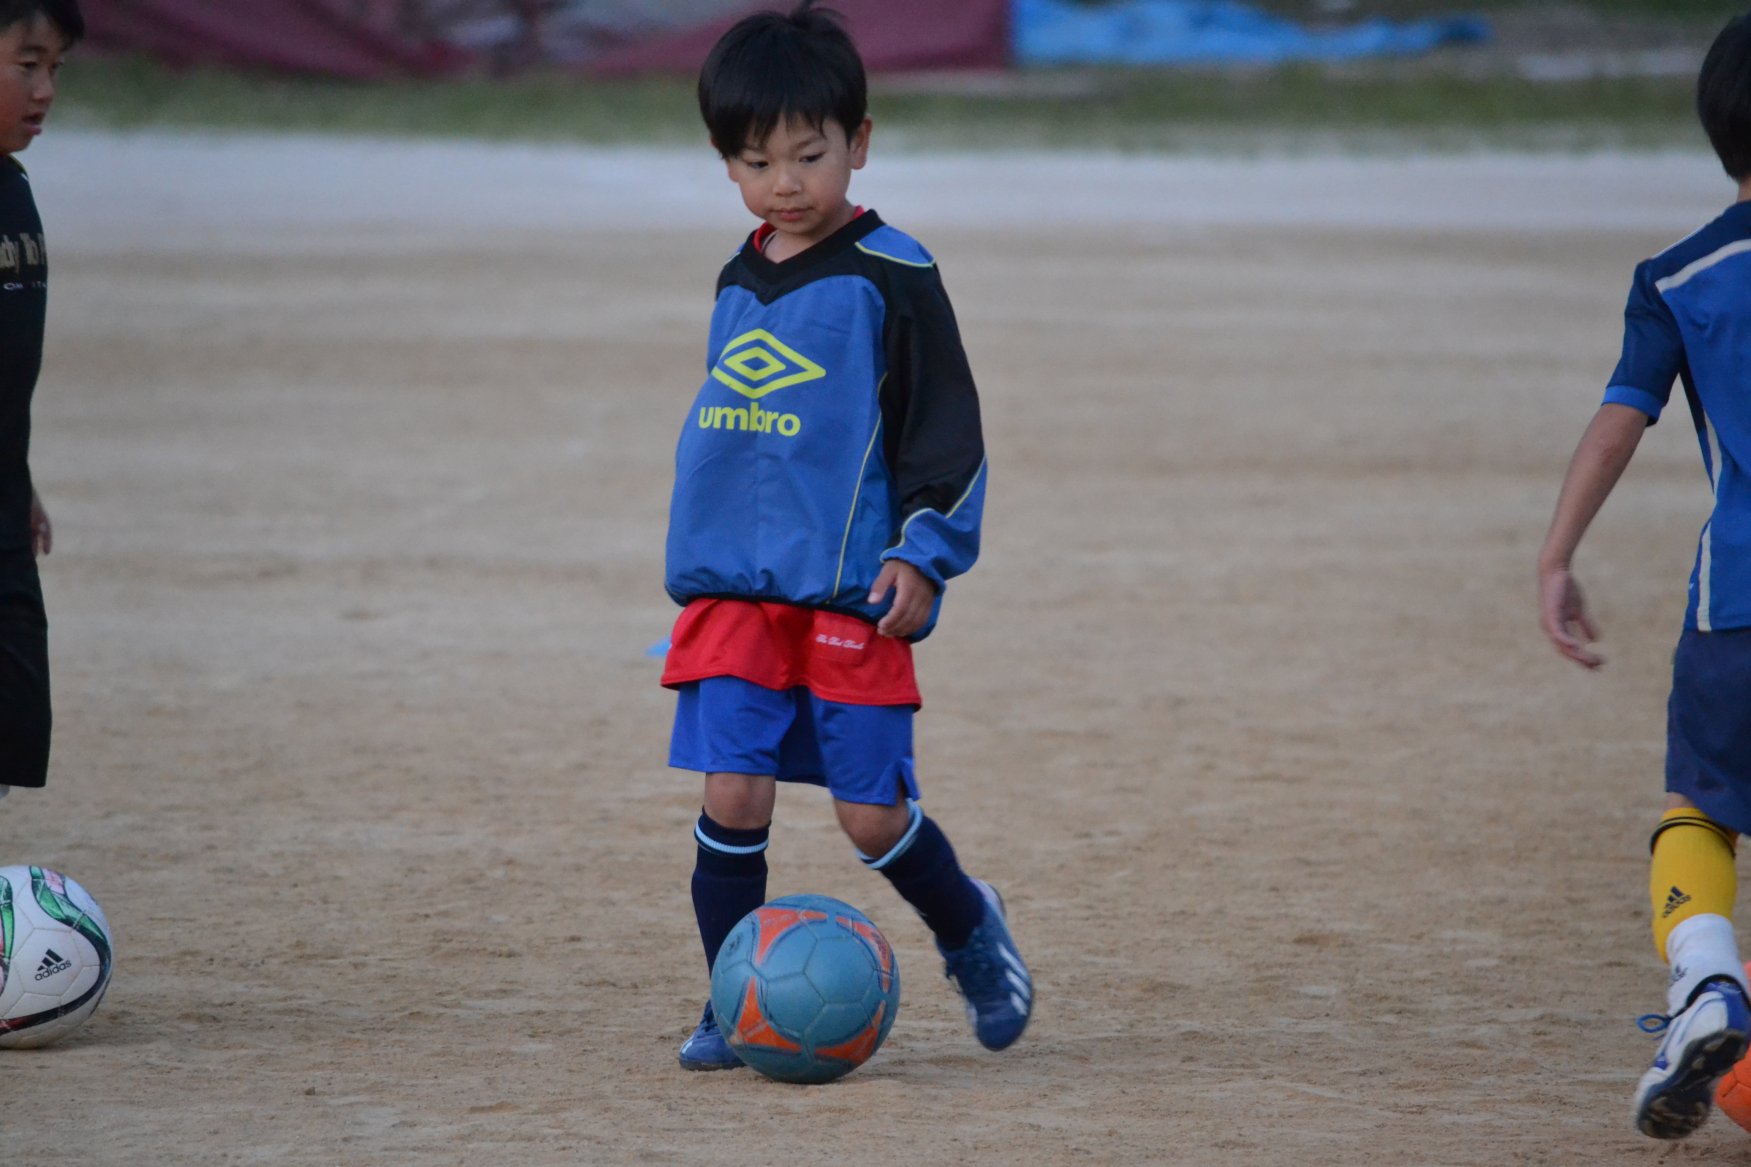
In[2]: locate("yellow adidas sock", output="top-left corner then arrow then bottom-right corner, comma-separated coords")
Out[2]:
1651,807 -> 1738,961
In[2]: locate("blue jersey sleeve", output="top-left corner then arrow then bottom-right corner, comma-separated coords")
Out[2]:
1603,262 -> 1686,423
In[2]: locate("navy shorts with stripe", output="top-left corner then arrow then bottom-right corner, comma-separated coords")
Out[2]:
1668,627 -> 1751,834
670,676 -> 919,806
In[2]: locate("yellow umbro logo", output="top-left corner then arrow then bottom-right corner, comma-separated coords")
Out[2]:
710,330 -> 826,400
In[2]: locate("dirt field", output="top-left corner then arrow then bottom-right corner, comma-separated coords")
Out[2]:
4,133 -> 1747,1164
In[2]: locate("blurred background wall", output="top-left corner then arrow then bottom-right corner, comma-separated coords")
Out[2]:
74,0 -> 1489,79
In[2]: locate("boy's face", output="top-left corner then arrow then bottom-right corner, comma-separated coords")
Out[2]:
0,15 -> 67,156
722,115 -> 871,252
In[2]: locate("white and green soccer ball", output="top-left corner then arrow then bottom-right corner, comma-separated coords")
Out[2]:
0,865 -> 113,1048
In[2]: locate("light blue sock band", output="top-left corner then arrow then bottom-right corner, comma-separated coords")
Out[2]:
695,820 -> 769,855
858,799 -> 924,870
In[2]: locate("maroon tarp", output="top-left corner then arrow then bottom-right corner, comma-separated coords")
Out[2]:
589,0 -> 1010,76
79,0 -> 466,79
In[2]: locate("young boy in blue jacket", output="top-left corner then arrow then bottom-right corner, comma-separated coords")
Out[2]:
661,0 -> 1034,1070
1539,10 -> 1751,1139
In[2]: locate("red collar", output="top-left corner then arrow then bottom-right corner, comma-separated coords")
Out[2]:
752,206 -> 864,255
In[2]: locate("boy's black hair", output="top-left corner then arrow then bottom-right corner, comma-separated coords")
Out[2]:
697,0 -> 866,158
1699,11 -> 1751,181
0,0 -> 83,45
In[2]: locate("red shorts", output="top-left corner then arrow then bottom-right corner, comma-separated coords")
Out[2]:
661,599 -> 921,708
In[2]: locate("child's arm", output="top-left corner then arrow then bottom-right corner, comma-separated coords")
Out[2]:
29,488 -> 50,557
1537,403 -> 1649,668
876,266 -> 986,636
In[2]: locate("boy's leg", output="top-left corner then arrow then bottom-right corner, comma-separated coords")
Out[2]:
1637,628 -> 1751,1136
694,773 -> 776,972
1651,798 -> 1741,995
839,797 -> 1033,1050
815,694 -> 1032,1050
675,778 -> 773,1065
670,677 -> 794,1071
1635,798 -> 1751,1138
0,565 -> 51,788
837,797 -> 983,950
678,779 -> 772,1072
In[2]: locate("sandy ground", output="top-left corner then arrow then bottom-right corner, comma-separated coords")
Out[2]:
3,133 -> 1747,1164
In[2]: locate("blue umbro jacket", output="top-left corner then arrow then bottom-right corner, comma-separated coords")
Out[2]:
665,212 -> 987,641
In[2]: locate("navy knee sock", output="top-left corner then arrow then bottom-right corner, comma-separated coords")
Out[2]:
691,812 -> 769,973
863,802 -> 985,951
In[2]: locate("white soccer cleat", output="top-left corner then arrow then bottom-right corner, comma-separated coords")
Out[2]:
1633,978 -> 1751,1139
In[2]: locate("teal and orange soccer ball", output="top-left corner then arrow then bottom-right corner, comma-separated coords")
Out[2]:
709,894 -> 900,1084
1717,962 -> 1751,1133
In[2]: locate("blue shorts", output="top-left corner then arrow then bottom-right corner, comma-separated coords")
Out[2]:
670,676 -> 919,807
1667,627 -> 1751,834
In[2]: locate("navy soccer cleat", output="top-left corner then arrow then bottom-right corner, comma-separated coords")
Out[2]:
938,879 -> 1033,1051
1633,977 -> 1751,1138
677,1002 -> 744,1072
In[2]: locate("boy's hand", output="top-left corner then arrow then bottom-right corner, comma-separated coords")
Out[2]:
28,490 -> 50,558
1537,404 -> 1646,673
1540,565 -> 1602,669
869,560 -> 933,639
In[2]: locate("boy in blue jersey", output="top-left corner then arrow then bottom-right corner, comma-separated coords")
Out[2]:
0,0 -> 78,802
1539,11 -> 1751,1139
661,0 -> 1034,1071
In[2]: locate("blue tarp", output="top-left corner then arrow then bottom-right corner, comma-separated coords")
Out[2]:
1014,0 -> 1490,66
